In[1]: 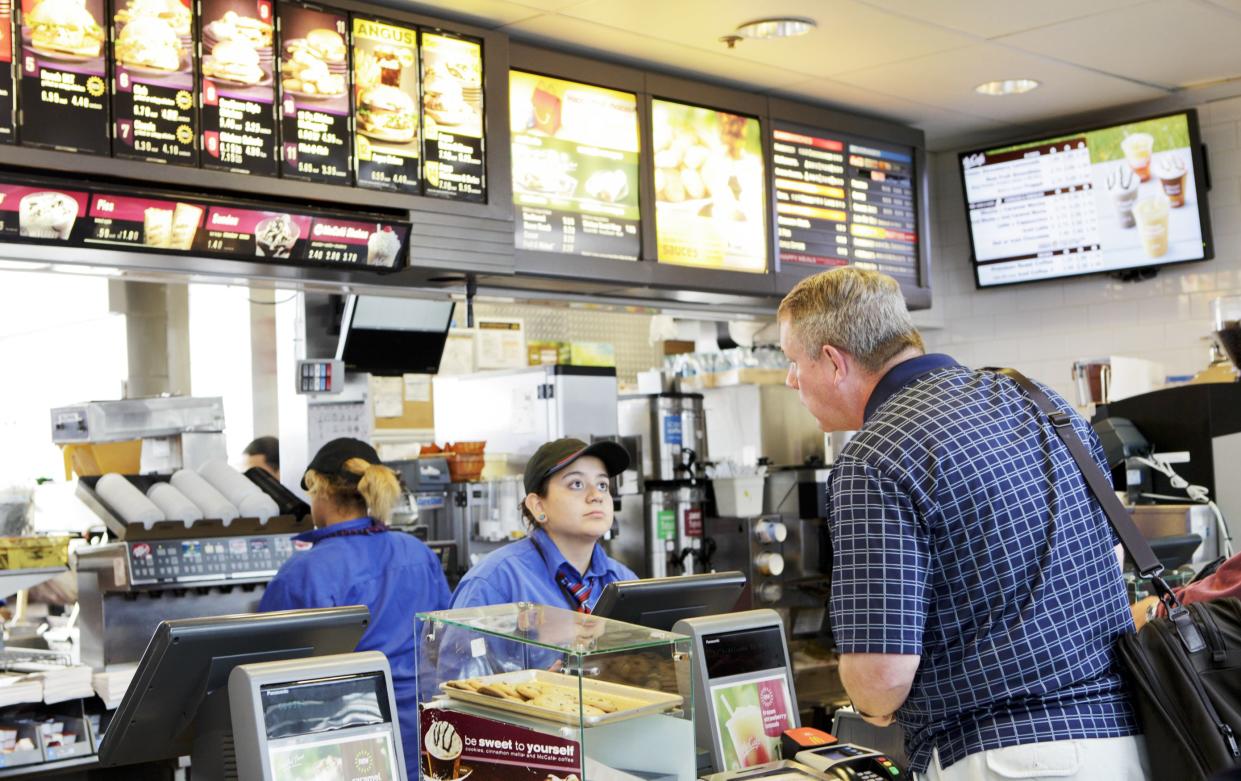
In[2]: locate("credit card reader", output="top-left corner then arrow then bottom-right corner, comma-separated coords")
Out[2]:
795,743 -> 903,779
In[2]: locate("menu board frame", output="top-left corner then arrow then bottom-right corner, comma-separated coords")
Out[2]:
0,170 -> 411,271
276,0 -> 353,184
957,108 -> 1214,290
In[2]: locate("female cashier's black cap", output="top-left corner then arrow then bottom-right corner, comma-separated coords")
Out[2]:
523,438 -> 630,494
301,437 -> 380,489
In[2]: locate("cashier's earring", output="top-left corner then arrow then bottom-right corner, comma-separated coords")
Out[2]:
537,514 -> 546,522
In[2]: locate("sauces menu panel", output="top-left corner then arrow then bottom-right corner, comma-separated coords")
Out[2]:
277,2 -> 350,183
18,0 -> 109,154
200,0 -> 277,175
509,70 -> 639,260
773,125 -> 918,284
652,99 -> 766,273
352,16 -> 418,193
420,31 -> 483,201
111,0 -> 197,164
0,0 -> 14,142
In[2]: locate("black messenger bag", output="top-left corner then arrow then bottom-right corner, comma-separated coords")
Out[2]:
994,368 -> 1241,781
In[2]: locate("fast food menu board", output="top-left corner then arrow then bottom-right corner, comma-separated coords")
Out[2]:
421,31 -> 484,201
961,112 -> 1209,287
509,71 -> 639,260
652,99 -> 766,273
0,183 -> 89,241
18,0 -> 110,154
772,125 -> 918,283
352,16 -> 418,193
0,0 -> 14,143
277,2 -> 351,183
111,0 -> 197,164
200,0 -> 278,175
0,173 -> 409,269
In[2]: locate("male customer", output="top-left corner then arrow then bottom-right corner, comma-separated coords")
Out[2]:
779,268 -> 1147,780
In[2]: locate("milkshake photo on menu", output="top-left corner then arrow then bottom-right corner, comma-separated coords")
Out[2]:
111,0 -> 198,164
200,0 -> 278,175
17,0 -> 109,154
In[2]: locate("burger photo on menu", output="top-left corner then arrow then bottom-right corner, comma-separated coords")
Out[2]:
19,0 -> 109,153
278,2 -> 350,183
352,17 -> 419,192
199,0 -> 277,175
111,0 -> 196,163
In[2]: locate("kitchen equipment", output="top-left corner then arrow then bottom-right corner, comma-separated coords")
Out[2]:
1213,294 -> 1241,372
643,483 -> 705,578
449,477 -> 525,570
619,393 -> 708,482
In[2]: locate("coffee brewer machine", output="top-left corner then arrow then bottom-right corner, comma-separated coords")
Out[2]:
618,393 -> 709,578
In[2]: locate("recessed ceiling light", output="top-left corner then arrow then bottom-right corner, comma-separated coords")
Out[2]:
736,17 -> 816,39
975,79 -> 1041,96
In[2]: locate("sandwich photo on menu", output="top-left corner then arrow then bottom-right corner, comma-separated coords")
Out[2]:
421,32 -> 484,200
352,17 -> 419,193
199,0 -> 277,174
111,0 -> 196,163
19,0 -> 110,153
277,2 -> 350,183
202,7 -> 273,86
26,0 -> 105,59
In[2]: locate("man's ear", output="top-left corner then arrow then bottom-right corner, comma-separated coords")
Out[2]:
822,344 -> 850,386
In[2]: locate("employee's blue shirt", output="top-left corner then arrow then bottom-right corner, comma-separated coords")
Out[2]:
258,517 -> 452,765
450,527 -> 637,612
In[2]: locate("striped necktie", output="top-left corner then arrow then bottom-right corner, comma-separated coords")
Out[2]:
555,563 -> 592,614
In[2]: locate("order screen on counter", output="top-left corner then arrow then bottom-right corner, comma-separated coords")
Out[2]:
961,111 -> 1211,287
509,70 -> 640,260
703,626 -> 797,772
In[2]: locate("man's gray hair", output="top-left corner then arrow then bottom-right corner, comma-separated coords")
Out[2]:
777,267 -> 924,373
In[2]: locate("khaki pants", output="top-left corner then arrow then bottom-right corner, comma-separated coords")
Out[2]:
918,736 -> 1149,781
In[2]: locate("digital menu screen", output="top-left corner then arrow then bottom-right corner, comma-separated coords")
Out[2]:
0,183 -> 89,240
201,207 -> 405,267
200,0 -> 278,175
111,0 -> 197,165
0,0 -> 15,142
773,125 -> 918,284
961,111 -> 1211,287
277,2 -> 350,183
652,99 -> 766,273
18,0 -> 109,154
420,31 -> 484,201
83,192 -> 204,248
352,17 -> 418,193
509,71 -> 639,260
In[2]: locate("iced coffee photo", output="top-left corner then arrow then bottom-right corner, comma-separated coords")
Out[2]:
1156,154 -> 1188,207
1121,132 -> 1154,181
1133,193 -> 1170,258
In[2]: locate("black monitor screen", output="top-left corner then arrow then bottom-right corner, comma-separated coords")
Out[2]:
702,625 -> 787,679
262,672 -> 392,740
336,295 -> 455,376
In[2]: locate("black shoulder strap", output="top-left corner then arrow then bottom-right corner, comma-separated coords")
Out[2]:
986,368 -> 1188,617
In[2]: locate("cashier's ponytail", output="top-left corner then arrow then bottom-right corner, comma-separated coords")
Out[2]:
341,458 -> 400,524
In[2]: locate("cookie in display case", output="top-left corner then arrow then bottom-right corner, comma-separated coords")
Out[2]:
417,602 -> 696,781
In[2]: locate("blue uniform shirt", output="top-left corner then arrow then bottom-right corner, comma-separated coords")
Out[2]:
830,355 -> 1138,772
258,517 -> 452,765
450,527 -> 637,612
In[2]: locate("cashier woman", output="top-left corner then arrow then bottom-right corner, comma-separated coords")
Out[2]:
450,437 -> 636,612
258,437 -> 451,760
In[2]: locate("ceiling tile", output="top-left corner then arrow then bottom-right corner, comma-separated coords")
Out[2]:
859,0 -> 1142,39
833,43 -> 1165,124
555,0 -> 975,78
504,13 -> 812,90
999,0 -> 1241,87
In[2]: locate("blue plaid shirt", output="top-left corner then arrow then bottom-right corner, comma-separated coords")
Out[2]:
829,355 -> 1139,772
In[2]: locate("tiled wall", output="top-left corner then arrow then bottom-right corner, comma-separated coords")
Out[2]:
919,95 -> 1241,403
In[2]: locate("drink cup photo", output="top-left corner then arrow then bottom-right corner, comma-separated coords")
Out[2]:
1155,154 -> 1188,208
1133,194 -> 1171,258
1106,164 -> 1139,229
724,704 -> 771,768
1120,132 -> 1155,182
424,720 -> 463,780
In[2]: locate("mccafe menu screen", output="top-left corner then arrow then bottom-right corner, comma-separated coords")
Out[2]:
509,70 -> 639,260
278,1 -> 351,183
352,16 -> 419,193
421,31 -> 484,201
18,0 -> 110,154
773,124 -> 918,284
200,0 -> 278,175
111,0 -> 198,165
962,112 -> 1207,287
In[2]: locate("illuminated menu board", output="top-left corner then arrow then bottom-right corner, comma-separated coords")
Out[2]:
772,125 -> 918,283
0,174 -> 409,269
509,71 -> 639,260
200,0 -> 278,175
421,31 -> 484,201
18,0 -> 110,154
278,2 -> 351,183
652,99 -> 766,273
352,16 -> 419,193
0,0 -> 14,142
111,0 -> 197,164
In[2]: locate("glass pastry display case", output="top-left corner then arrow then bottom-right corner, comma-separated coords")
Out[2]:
417,603 -> 695,780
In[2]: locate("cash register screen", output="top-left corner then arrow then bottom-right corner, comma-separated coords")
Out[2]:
261,673 -> 401,781
703,626 -> 798,770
